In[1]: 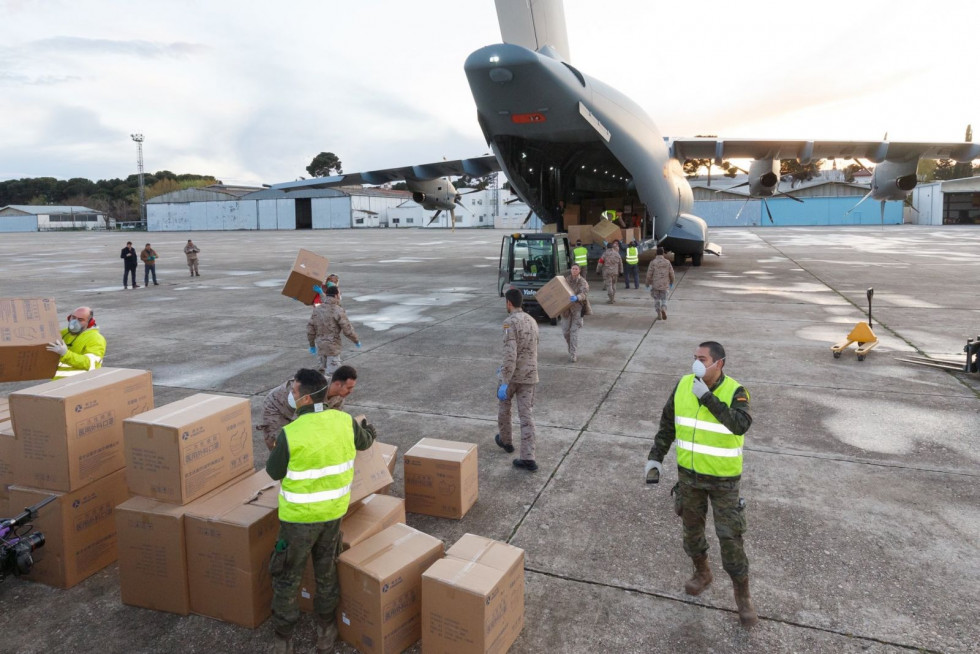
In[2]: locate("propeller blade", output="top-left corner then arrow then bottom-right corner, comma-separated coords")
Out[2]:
763,198 -> 774,224
522,210 -> 533,226
844,190 -> 874,216
733,198 -> 750,222
776,190 -> 805,204
454,195 -> 471,213
719,182 -> 750,192
450,208 -> 456,232
852,157 -> 873,175
427,210 -> 442,226
880,200 -> 885,229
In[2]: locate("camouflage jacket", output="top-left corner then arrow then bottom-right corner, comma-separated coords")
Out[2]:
599,247 -> 623,275
561,274 -> 590,318
307,297 -> 359,356
645,256 -> 675,290
501,308 -> 539,385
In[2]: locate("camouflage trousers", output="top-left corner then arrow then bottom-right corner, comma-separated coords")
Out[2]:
675,467 -> 749,579
187,259 -> 199,275
317,354 -> 341,377
603,273 -> 618,302
561,313 -> 583,358
270,518 -> 343,636
497,382 -> 536,461
651,289 -> 669,314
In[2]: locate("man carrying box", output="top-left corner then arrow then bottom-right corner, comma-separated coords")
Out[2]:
266,368 -> 378,653
560,264 -> 590,363
45,306 -> 106,379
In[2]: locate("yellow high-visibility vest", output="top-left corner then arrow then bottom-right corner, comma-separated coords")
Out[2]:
625,247 -> 638,265
278,410 -> 356,523
673,374 -> 745,478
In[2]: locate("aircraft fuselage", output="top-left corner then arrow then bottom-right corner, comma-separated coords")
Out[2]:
464,43 -> 708,255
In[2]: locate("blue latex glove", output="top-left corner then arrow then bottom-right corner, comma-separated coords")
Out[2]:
569,295 -> 578,302
669,284 -> 674,290
309,346 -> 317,355
312,284 -> 323,294
355,342 -> 362,349
645,285 -> 651,291
496,383 -> 509,401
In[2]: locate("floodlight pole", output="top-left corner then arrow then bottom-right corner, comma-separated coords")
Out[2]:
131,133 -> 146,226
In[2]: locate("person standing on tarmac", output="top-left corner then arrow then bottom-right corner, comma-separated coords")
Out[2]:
120,241 -> 139,289
184,239 -> 201,277
266,368 -> 378,653
560,264 -> 589,363
257,366 -> 360,451
623,240 -> 640,289
494,288 -> 539,472
645,246 -> 675,320
140,243 -> 159,286
45,306 -> 106,379
572,240 -> 589,273
598,239 -> 623,303
307,285 -> 360,377
644,341 -> 758,628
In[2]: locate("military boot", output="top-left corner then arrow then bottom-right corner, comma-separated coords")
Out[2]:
272,632 -> 294,654
683,554 -> 713,596
732,576 -> 759,628
316,614 -> 338,651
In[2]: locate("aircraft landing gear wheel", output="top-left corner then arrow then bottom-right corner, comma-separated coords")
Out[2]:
675,254 -> 685,266
857,355 -> 866,361
833,352 -> 841,359
692,253 -> 703,267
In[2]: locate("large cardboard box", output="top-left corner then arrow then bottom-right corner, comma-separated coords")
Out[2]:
337,523 -> 444,654
422,534 -> 526,654
184,470 -> 280,628
299,493 -> 407,613
562,203 -> 581,226
532,275 -> 575,320
7,468 -> 130,588
403,438 -> 478,519
567,224 -> 592,246
0,298 -> 61,382
115,470 -> 253,615
345,442 -> 396,515
591,218 -> 621,244
281,249 -> 329,306
9,368 -> 154,492
123,394 -> 254,505
620,227 -> 639,244
0,397 -> 13,482
375,441 -> 397,495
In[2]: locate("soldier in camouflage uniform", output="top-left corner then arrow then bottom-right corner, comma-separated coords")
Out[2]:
560,264 -> 590,363
307,285 -> 360,376
257,366 -> 359,451
495,288 -> 540,472
266,368 -> 377,653
645,341 -> 759,628
645,246 -> 675,320
598,240 -> 623,303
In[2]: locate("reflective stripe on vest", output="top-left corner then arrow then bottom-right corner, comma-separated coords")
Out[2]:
673,374 -> 745,477
279,409 -> 356,523
625,247 -> 638,265
573,247 -> 588,267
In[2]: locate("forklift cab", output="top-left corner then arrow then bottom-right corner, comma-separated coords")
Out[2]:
498,232 -> 572,323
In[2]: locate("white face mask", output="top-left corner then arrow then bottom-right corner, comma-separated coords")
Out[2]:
68,318 -> 83,334
692,357 -> 724,378
287,384 -> 328,410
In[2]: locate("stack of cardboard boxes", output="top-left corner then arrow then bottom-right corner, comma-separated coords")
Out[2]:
2,367 -> 154,588
115,393 -> 259,620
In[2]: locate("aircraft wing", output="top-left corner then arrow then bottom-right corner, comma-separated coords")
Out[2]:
667,138 -> 980,164
270,155 -> 501,191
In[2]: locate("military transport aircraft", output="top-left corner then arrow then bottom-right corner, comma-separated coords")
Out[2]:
272,0 -> 980,265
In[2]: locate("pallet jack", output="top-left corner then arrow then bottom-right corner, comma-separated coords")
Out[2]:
831,288 -> 879,361
896,337 -> 980,374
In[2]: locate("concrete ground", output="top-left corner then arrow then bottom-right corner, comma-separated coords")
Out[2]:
0,225 -> 977,654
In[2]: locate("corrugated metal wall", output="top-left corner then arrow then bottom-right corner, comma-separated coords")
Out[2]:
0,215 -> 39,232
692,197 -> 903,227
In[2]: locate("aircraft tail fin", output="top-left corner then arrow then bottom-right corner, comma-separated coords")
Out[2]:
494,0 -> 571,61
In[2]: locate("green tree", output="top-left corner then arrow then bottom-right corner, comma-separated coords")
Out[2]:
306,152 -> 343,178
781,159 -> 824,186
917,159 -> 938,182
933,159 -> 956,180
843,164 -> 863,183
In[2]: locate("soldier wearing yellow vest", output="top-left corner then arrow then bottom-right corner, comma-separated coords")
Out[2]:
644,341 -> 758,628
573,240 -> 589,270
623,240 -> 640,289
266,368 -> 377,653
45,306 -> 106,379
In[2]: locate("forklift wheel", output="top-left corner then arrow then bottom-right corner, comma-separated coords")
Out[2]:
833,352 -> 841,359
549,317 -> 558,326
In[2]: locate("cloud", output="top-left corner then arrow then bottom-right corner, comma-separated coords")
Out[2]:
0,71 -> 80,86
29,36 -> 209,59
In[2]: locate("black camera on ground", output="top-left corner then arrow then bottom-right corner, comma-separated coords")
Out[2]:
1,495 -> 56,583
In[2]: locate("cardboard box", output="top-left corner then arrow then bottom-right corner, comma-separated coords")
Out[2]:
184,470 -> 280,628
337,523 -> 444,654
621,227 -> 639,245
403,438 -> 478,519
123,394 -> 254,505
376,441 -> 397,495
422,534 -> 526,654
562,204 -> 581,226
531,275 -> 575,320
591,218 -> 621,244
8,368 -> 154,492
567,224 -> 592,246
281,249 -> 329,306
0,298 -> 62,382
347,442 -> 396,510
299,493 -> 407,613
115,470 -> 253,615
0,397 -> 13,483
541,223 -> 557,234
6,468 -> 130,588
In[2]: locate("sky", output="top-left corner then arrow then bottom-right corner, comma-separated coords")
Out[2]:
2,0 -> 977,186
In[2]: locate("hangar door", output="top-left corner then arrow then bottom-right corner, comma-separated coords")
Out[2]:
295,198 -> 312,229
